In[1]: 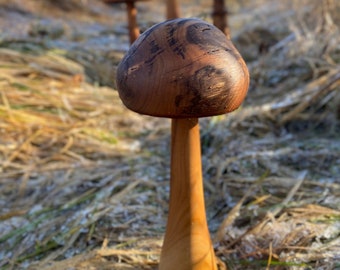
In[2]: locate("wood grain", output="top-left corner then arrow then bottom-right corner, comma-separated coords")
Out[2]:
159,118 -> 217,270
116,18 -> 249,118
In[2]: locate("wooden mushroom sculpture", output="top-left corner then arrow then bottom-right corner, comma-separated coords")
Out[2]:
104,0 -> 150,43
213,0 -> 230,38
116,18 -> 249,270
166,0 -> 180,19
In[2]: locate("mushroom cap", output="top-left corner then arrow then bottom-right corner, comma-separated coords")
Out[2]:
116,18 -> 249,118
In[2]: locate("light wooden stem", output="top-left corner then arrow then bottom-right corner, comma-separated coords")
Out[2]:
159,118 -> 217,270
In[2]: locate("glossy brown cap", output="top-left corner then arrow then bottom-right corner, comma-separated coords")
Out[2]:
116,18 -> 249,118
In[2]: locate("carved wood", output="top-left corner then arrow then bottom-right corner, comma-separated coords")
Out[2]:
159,118 -> 217,269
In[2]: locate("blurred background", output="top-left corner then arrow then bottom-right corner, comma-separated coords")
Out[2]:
0,0 -> 339,269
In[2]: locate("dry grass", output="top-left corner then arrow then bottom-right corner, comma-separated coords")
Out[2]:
0,47 -> 160,269
0,0 -> 339,269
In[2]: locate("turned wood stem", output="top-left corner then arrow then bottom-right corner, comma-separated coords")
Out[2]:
212,0 -> 230,38
126,2 -> 139,44
159,118 -> 217,270
166,0 -> 180,19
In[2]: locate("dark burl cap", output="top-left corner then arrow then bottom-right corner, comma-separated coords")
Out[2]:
116,18 -> 249,118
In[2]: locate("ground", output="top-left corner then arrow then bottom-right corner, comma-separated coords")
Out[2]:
0,0 -> 339,269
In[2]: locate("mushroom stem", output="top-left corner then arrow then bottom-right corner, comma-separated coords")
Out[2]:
126,1 -> 139,43
166,0 -> 180,19
160,118 -> 217,270
212,0 -> 230,38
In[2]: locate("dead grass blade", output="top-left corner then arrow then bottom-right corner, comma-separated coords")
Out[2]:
270,170 -> 308,216
278,67 -> 340,124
